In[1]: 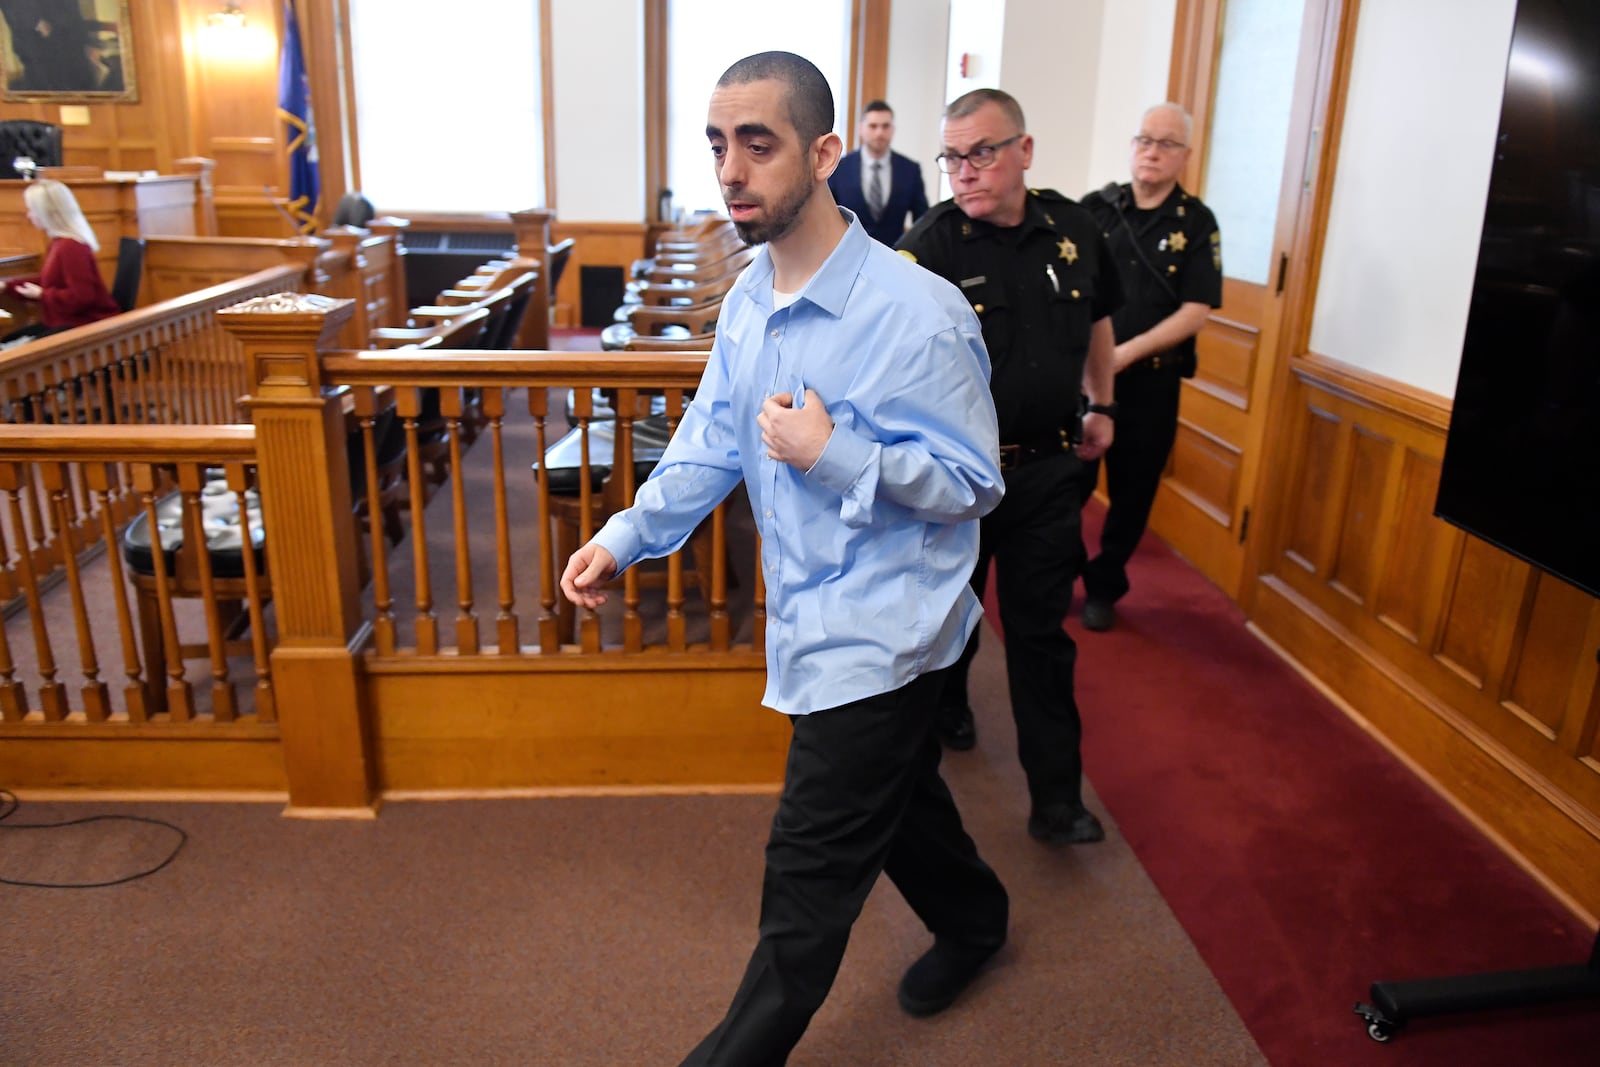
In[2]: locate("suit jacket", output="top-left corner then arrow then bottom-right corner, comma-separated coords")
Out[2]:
829,149 -> 930,246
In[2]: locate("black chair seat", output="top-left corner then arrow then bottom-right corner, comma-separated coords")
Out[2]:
600,323 -> 692,350
122,475 -> 265,580
533,415 -> 673,495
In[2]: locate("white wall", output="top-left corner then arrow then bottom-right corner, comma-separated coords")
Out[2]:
996,0 -> 1104,195
935,0 -> 1171,200
1084,0 -> 1176,192
550,0 -> 645,222
1308,0 -> 1517,397
885,0 -> 952,210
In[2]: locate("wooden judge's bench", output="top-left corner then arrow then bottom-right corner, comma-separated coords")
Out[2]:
0,170 -> 207,282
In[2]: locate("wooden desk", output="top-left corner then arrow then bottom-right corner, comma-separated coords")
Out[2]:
0,174 -> 200,285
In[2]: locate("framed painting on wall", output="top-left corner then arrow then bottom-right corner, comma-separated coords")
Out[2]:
0,0 -> 138,103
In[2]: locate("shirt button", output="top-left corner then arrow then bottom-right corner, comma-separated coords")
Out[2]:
770,329 -> 780,338
765,509 -> 773,518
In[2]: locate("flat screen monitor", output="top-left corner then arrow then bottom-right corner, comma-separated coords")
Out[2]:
1435,0 -> 1600,600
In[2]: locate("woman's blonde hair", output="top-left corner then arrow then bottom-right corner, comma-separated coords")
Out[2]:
24,180 -> 99,251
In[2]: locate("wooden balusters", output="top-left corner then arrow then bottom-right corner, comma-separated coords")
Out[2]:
87,462 -> 148,722
529,387 -> 559,653
443,387 -> 477,654
43,462 -> 109,720
397,385 -> 437,655
2,463 -> 67,719
484,388 -> 520,654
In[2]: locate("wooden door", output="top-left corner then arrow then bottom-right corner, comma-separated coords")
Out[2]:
1147,0 -> 1347,599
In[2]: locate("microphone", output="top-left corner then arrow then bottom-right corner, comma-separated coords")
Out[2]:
263,185 -> 309,235
1100,182 -> 1126,211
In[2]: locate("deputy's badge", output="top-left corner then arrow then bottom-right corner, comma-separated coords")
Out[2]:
898,249 -> 918,263
1168,231 -> 1187,252
1210,230 -> 1222,270
1058,237 -> 1078,263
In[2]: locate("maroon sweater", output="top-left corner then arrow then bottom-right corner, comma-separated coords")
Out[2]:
11,238 -> 121,329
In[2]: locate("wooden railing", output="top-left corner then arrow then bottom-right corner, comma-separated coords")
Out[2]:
0,294 -> 784,807
0,426 -> 269,728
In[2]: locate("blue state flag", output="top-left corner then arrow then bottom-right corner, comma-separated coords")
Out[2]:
277,0 -> 319,234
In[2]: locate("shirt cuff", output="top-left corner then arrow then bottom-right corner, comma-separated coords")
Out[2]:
806,425 -> 879,528
591,514 -> 643,574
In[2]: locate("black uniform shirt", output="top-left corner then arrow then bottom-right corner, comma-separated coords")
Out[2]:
1081,182 -> 1223,372
897,189 -> 1122,442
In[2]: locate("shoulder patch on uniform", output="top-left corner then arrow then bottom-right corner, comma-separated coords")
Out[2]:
897,249 -> 918,263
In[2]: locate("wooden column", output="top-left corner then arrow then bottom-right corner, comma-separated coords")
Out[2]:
219,293 -> 376,816
174,158 -> 219,237
511,208 -> 554,349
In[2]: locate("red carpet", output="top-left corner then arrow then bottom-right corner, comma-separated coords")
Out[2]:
987,503 -> 1598,1066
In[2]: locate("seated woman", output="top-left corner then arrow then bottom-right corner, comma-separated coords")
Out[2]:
0,179 -> 120,345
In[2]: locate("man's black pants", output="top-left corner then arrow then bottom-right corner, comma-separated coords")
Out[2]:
680,665 -> 1009,1067
942,452 -> 1088,810
1081,366 -> 1182,604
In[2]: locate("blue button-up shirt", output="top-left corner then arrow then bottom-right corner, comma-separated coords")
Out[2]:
594,212 -> 1002,714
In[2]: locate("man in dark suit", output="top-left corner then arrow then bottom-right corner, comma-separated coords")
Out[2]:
828,100 -> 931,245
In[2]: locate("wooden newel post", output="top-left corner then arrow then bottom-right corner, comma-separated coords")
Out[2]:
219,293 -> 377,816
511,208 -> 554,349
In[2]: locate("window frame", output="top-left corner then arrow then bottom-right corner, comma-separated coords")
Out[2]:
642,0 -> 890,226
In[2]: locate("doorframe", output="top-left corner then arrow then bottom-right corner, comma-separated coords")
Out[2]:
1162,0 -> 1365,609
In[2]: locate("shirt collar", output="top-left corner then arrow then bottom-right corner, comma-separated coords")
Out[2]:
739,208 -> 870,319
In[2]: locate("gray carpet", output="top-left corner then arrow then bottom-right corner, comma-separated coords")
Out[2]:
0,625 -> 1265,1067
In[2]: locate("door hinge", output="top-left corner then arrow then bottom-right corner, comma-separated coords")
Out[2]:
1238,506 -> 1251,544
1275,253 -> 1289,296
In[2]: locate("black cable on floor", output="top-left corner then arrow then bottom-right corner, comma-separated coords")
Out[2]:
0,788 -> 187,888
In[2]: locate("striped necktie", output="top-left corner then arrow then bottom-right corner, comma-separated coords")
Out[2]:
868,160 -> 885,220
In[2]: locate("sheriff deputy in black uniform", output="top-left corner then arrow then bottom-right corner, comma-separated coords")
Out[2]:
897,88 -> 1122,846
1077,102 -> 1223,632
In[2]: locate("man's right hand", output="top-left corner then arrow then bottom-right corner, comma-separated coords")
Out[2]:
561,542 -> 618,609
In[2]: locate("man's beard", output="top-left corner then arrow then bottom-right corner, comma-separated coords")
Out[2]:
728,171 -> 814,246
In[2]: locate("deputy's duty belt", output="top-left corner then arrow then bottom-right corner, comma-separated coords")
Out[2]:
998,429 -> 1074,470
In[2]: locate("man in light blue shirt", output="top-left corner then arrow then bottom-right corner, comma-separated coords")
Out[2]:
562,51 -> 1010,1067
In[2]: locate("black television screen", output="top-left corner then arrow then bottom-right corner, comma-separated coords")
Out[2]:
1435,0 -> 1600,600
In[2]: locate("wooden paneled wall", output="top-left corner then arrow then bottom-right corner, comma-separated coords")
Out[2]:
1250,353 -> 1600,921
549,221 -> 649,328
0,2 -> 194,174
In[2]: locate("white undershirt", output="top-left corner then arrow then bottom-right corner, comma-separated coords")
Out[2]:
773,287 -> 799,310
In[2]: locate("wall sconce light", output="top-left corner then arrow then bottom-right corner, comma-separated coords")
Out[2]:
209,3 -> 247,29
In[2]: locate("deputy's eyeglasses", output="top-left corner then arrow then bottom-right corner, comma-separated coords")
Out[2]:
1132,135 -> 1187,153
935,135 -> 1022,173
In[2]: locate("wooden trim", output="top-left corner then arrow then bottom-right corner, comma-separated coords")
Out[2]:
1241,0 -> 1362,612
1167,0 -> 1223,192
847,0 -> 892,142
1248,355 -> 1600,921
298,0 -> 347,229
1288,351 -> 1451,432
336,0 -> 363,193
1253,579 -> 1600,925
541,0 -> 557,211
644,0 -> 668,224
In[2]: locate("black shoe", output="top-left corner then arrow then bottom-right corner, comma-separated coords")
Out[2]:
1081,598 -> 1116,632
935,704 -> 976,751
1027,803 -> 1105,844
897,938 -> 1004,1018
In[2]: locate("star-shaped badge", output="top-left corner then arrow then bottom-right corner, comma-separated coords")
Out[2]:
1168,231 -> 1187,252
1058,237 -> 1078,263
